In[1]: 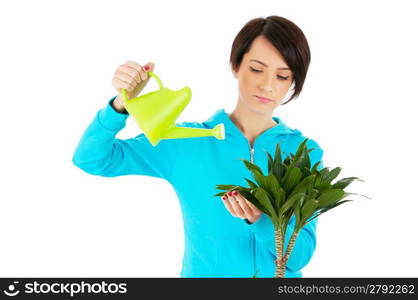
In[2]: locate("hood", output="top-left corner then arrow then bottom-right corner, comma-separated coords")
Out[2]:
202,108 -> 301,139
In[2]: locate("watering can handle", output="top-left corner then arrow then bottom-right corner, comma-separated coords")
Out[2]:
121,71 -> 164,103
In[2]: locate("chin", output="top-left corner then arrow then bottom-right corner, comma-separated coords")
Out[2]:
247,102 -> 274,115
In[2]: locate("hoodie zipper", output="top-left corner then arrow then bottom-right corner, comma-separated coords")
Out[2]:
250,147 -> 255,163
249,145 -> 257,277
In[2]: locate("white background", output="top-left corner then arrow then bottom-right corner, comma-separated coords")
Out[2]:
1,0 -> 417,277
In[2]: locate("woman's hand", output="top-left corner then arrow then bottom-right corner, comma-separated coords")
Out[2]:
222,191 -> 262,224
111,60 -> 155,112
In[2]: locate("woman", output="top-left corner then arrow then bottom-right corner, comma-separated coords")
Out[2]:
72,15 -> 324,278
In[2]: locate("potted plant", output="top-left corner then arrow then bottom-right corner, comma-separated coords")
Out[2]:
214,138 -> 370,278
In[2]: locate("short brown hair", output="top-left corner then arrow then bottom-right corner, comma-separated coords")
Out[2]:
229,16 -> 311,105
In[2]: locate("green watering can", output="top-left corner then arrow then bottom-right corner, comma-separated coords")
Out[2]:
121,71 -> 225,147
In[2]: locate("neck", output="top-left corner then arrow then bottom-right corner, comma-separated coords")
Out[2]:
228,104 -> 277,147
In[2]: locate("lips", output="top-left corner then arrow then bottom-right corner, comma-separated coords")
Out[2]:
255,95 -> 273,103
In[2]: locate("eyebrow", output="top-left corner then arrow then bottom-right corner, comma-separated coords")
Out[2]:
249,59 -> 290,70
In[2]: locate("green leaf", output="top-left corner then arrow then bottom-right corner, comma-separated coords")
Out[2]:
294,145 -> 310,171
244,178 -> 258,189
317,182 -> 332,194
267,152 -> 274,175
239,189 -> 268,214
319,167 -> 330,179
322,167 -> 342,184
263,174 -> 283,212
255,187 -> 278,223
253,172 -> 269,189
294,138 -> 308,161
317,189 -> 345,208
294,199 -> 302,229
214,191 -> 226,197
312,161 -> 322,172
273,142 -> 283,164
241,159 -> 268,189
319,167 -> 329,183
303,147 -> 311,170
319,199 -> 354,214
313,172 -> 323,187
272,162 -> 284,184
341,191 -> 372,200
280,192 -> 305,217
332,176 -> 364,189
288,174 -> 316,199
308,188 -> 320,200
305,199 -> 354,224
264,174 -> 279,194
273,186 -> 286,217
301,199 -> 319,226
215,184 -> 239,191
240,159 -> 264,176
282,166 -> 303,195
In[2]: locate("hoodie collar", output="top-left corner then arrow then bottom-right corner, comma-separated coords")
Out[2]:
203,108 -> 297,139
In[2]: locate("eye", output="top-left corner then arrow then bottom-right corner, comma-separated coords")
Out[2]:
277,75 -> 289,81
250,67 -> 289,81
250,66 -> 262,73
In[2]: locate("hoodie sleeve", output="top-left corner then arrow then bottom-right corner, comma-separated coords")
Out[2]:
72,96 -> 179,181
244,138 -> 324,273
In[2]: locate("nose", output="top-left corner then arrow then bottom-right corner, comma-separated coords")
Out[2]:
260,85 -> 273,93
259,76 -> 274,93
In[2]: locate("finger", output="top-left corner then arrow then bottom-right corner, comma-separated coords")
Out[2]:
227,192 -> 245,218
245,199 -> 261,214
117,65 -> 142,85
113,76 -> 136,91
143,61 -> 154,72
232,191 -> 255,218
112,77 -> 136,92
243,199 -> 262,221
221,195 -> 237,217
114,69 -> 139,87
141,61 -> 154,80
125,60 -> 147,81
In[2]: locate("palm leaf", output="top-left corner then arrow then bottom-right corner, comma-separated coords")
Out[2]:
332,176 -> 365,189
317,189 -> 345,208
239,189 -> 268,214
311,161 -> 322,172
281,166 -> 303,195
279,192 -> 305,217
215,184 -> 240,191
305,199 -> 354,224
240,159 -> 263,175
214,191 -> 226,197
322,167 -> 342,184
267,152 -> 274,175
255,187 -> 278,225
273,142 -> 283,164
300,199 -> 319,229
288,174 -> 316,199
244,178 -> 258,189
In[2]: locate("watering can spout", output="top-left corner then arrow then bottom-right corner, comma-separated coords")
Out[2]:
162,123 -> 225,140
121,71 -> 226,146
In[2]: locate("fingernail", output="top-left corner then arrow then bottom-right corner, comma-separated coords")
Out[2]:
144,65 -> 150,71
221,196 -> 226,200
232,191 -> 238,196
227,192 -> 232,196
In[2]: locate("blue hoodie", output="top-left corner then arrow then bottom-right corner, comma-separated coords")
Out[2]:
72,95 -> 324,278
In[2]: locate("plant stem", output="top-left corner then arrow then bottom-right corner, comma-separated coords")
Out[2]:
283,229 -> 300,267
274,229 -> 285,278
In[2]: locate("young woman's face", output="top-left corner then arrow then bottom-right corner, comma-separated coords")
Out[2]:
232,35 -> 294,115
